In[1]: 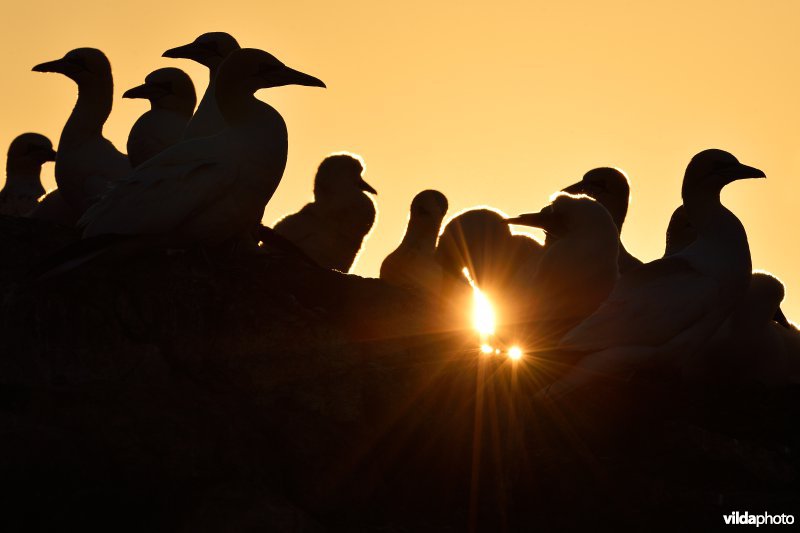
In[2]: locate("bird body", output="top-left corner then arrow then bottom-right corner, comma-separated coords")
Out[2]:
274,154 -> 377,272
381,189 -> 448,294
0,133 -> 54,216
124,68 -> 196,167
507,193 -> 619,345
552,150 -> 765,398
79,48 -> 324,250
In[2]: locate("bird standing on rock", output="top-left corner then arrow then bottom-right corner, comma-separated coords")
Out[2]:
163,32 -> 241,139
273,154 -> 377,273
32,48 -> 130,215
550,150 -> 765,398
124,67 -> 197,168
381,189 -> 448,295
506,192 -> 620,346
562,167 -> 643,273
0,133 -> 55,217
78,48 -> 325,251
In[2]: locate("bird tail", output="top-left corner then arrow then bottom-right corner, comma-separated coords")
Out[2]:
28,234 -> 133,281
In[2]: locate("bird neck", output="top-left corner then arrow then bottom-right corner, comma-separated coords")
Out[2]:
401,217 -> 440,252
214,79 -> 262,127
62,77 -> 114,146
4,160 -> 45,194
683,185 -> 752,275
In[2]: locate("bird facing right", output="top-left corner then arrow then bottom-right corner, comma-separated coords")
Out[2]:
550,149 -> 765,398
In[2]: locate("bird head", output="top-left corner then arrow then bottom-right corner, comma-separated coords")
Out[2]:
436,208 -> 512,283
8,133 -> 56,167
162,32 -> 241,71
410,189 -> 449,220
123,67 -> 197,114
313,153 -> 375,200
216,48 -> 326,96
506,193 -> 614,241
682,149 -> 765,198
562,167 -> 630,230
32,48 -> 111,84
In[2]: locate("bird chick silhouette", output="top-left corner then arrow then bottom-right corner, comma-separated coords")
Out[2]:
32,48 -> 130,215
163,32 -> 241,139
273,154 -> 377,273
506,192 -> 620,347
123,67 -> 197,167
0,133 -> 55,216
551,149 -> 765,399
380,189 -> 448,295
562,167 -> 643,273
75,48 -> 324,256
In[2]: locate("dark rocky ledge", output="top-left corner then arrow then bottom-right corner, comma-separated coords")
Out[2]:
0,214 -> 798,532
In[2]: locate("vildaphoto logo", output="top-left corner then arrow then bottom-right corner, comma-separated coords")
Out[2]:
723,511 -> 795,526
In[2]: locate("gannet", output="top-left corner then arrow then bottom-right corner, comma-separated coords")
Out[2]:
163,32 -> 241,139
506,193 -> 619,345
78,48 -> 325,250
562,167 -> 643,273
551,150 -> 765,398
380,189 -> 448,294
0,133 -> 55,216
32,48 -> 130,214
28,189 -> 79,226
273,154 -> 377,273
690,272 -> 800,386
123,67 -> 197,167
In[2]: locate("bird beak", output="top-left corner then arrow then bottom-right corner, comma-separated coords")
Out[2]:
725,163 -> 766,181
562,181 -> 585,194
122,83 -> 163,100
162,42 -> 201,60
277,65 -> 326,88
358,177 -> 377,195
505,211 -> 551,229
32,58 -> 71,74
44,148 -> 57,162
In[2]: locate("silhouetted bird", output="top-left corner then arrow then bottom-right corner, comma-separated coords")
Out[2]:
688,272 -> 800,386
506,193 -> 619,346
78,48 -> 324,252
551,149 -> 765,398
435,208 -> 532,323
273,154 -> 377,273
380,189 -> 448,295
163,32 -> 241,139
562,167 -> 643,273
123,67 -> 197,167
665,203 -> 792,327
0,133 -> 54,216
32,48 -> 130,215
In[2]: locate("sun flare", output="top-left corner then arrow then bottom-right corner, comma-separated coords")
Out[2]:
462,267 -> 496,337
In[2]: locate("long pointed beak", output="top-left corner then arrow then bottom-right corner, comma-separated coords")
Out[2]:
280,66 -> 326,88
358,177 -> 377,195
163,43 -> 199,59
32,58 -> 68,74
562,181 -> 585,194
122,83 -> 160,100
505,212 -> 549,228
726,163 -> 766,181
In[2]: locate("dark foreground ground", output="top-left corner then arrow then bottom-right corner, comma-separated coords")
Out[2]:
0,214 -> 798,532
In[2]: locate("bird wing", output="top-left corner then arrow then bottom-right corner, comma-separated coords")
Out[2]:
79,137 -> 237,237
559,256 -> 722,352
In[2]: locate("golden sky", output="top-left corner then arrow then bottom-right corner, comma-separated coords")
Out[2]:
3,0 -> 800,318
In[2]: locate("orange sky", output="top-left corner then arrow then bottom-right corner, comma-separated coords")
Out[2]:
3,0 -> 800,318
